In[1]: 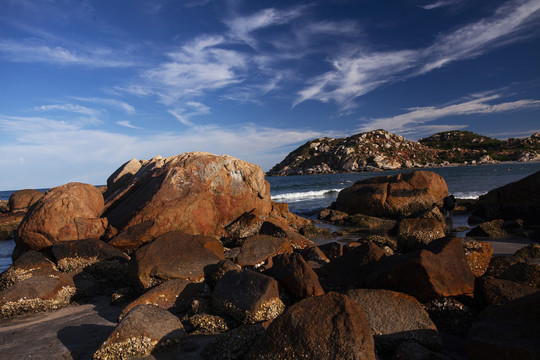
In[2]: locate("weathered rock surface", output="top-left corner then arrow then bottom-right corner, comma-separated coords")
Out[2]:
463,239 -> 493,277
475,276 -> 538,306
396,218 -> 446,251
335,171 -> 448,218
467,292 -> 540,360
8,189 -> 44,212
0,250 -> 58,290
466,219 -> 507,238
346,289 -> 442,354
129,231 -> 224,288
236,235 -> 293,267
104,152 -> 272,251
212,269 -> 284,324
51,238 -> 129,272
266,252 -> 324,301
202,324 -> 265,360
187,313 -> 230,334
0,212 -> 25,241
0,275 -> 75,318
93,304 -> 186,360
367,236 -> 475,301
472,169 -> 540,225
246,292 -> 376,360
15,183 -> 107,254
119,279 -> 210,320
103,158 -> 143,200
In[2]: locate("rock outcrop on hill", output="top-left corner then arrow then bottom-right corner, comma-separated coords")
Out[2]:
267,130 -> 540,176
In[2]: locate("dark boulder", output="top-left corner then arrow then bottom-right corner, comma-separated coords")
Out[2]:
236,235 -> 293,267
475,276 -> 538,306
246,292 -> 376,360
396,218 -> 446,252
51,238 -> 129,272
0,212 -> 25,241
466,219 -> 506,238
0,250 -> 58,290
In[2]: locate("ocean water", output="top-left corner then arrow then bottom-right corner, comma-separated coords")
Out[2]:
0,162 -> 539,273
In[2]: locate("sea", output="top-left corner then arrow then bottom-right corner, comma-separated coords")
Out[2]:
1,161 -> 539,273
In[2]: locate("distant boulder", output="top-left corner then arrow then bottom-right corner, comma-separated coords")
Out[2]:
103,158 -> 143,200
8,189 -> 44,213
15,183 -> 107,255
104,152 -> 272,252
335,171 -> 448,218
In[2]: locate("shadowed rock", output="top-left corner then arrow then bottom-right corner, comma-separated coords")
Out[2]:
0,250 -> 58,290
236,235 -> 293,267
8,189 -> 44,212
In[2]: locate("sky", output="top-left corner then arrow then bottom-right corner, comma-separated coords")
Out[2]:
1,0 -> 539,190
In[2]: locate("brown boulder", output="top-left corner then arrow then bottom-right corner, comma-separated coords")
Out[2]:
467,292 -> 540,360
15,183 -> 107,254
466,219 -> 507,238
269,201 -> 311,230
8,189 -> 44,212
246,292 -> 376,360
322,242 -> 386,290
266,252 -> 324,301
104,152 -> 272,251
396,218 -> 446,252
367,236 -> 475,301
212,269 -> 284,324
103,158 -> 143,200
485,255 -> 523,278
51,238 -> 129,272
119,279 -> 210,320
223,211 -> 264,247
129,231 -> 224,288
0,200 -> 8,213
475,276 -> 538,306
0,212 -> 25,241
259,218 -> 316,249
346,289 -> 442,354
472,169 -> 540,225
0,250 -> 58,291
335,171 -> 448,218
236,235 -> 293,267
93,304 -> 187,360
0,275 -> 75,318
463,239 -> 493,277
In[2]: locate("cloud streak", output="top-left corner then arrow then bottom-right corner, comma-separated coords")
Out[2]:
295,0 -> 540,109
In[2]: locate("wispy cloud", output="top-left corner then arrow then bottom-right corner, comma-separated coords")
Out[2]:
71,97 -> 136,114
116,120 -> 140,129
420,0 -> 464,10
0,38 -> 137,68
34,104 -> 101,117
358,95 -> 540,134
168,101 -> 211,126
295,0 -> 540,109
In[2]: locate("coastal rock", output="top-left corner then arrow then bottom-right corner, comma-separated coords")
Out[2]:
475,276 -> 538,306
187,313 -> 230,334
8,189 -> 44,212
236,235 -> 293,267
322,242 -> 386,290
0,200 -> 8,213
392,341 -> 451,360
0,250 -> 58,290
0,212 -> 25,241
367,236 -> 475,301
472,169 -> 540,225
423,297 -> 475,336
51,238 -> 129,272
204,259 -> 242,288
467,292 -> 540,360
119,279 -> 210,320
484,255 -> 523,278
104,152 -> 272,252
202,324 -> 265,360
103,158 -> 143,200
514,243 -> 540,261
258,218 -> 315,249
246,292 -> 376,360
318,241 -> 343,261
15,183 -> 108,255
266,252 -> 324,301
129,231 -> 224,289
463,239 -> 493,277
337,213 -> 397,229
346,289 -> 442,354
298,224 -> 332,239
223,211 -> 264,247
268,201 -> 311,230
0,275 -> 75,318
335,171 -> 448,218
211,269 -> 284,324
497,262 -> 540,288
396,218 -> 446,252
466,219 -> 506,238
93,304 -> 187,360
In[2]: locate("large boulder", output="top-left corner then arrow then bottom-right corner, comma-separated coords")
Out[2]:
15,183 -> 108,254
266,252 -> 324,301
8,189 -> 44,212
104,152 -> 272,251
367,236 -> 475,301
212,269 -> 285,324
346,289 -> 442,354
51,238 -> 129,272
475,276 -> 538,306
93,304 -> 187,360
472,169 -> 540,225
0,275 -> 75,318
129,231 -> 224,289
236,235 -> 293,267
246,292 -> 376,360
0,251 -> 58,291
335,171 -> 448,218
396,218 -> 446,252
467,292 -> 540,359
0,212 -> 25,241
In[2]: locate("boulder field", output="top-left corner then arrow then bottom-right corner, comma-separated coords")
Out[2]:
0,154 -> 539,360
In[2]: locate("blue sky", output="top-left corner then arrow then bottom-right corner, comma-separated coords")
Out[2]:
1,0 -> 539,189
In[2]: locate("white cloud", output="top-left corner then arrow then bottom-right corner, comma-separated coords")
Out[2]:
71,97 -> 136,114
168,102 -> 211,126
0,38 -> 137,68
420,0 -> 463,10
116,120 -> 139,129
0,114 -> 323,189
295,0 -> 540,108
358,95 -> 540,134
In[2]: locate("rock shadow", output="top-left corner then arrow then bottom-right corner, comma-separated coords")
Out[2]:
57,324 -> 115,360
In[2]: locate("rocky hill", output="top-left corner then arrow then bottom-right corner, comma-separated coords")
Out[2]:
267,130 -> 540,176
